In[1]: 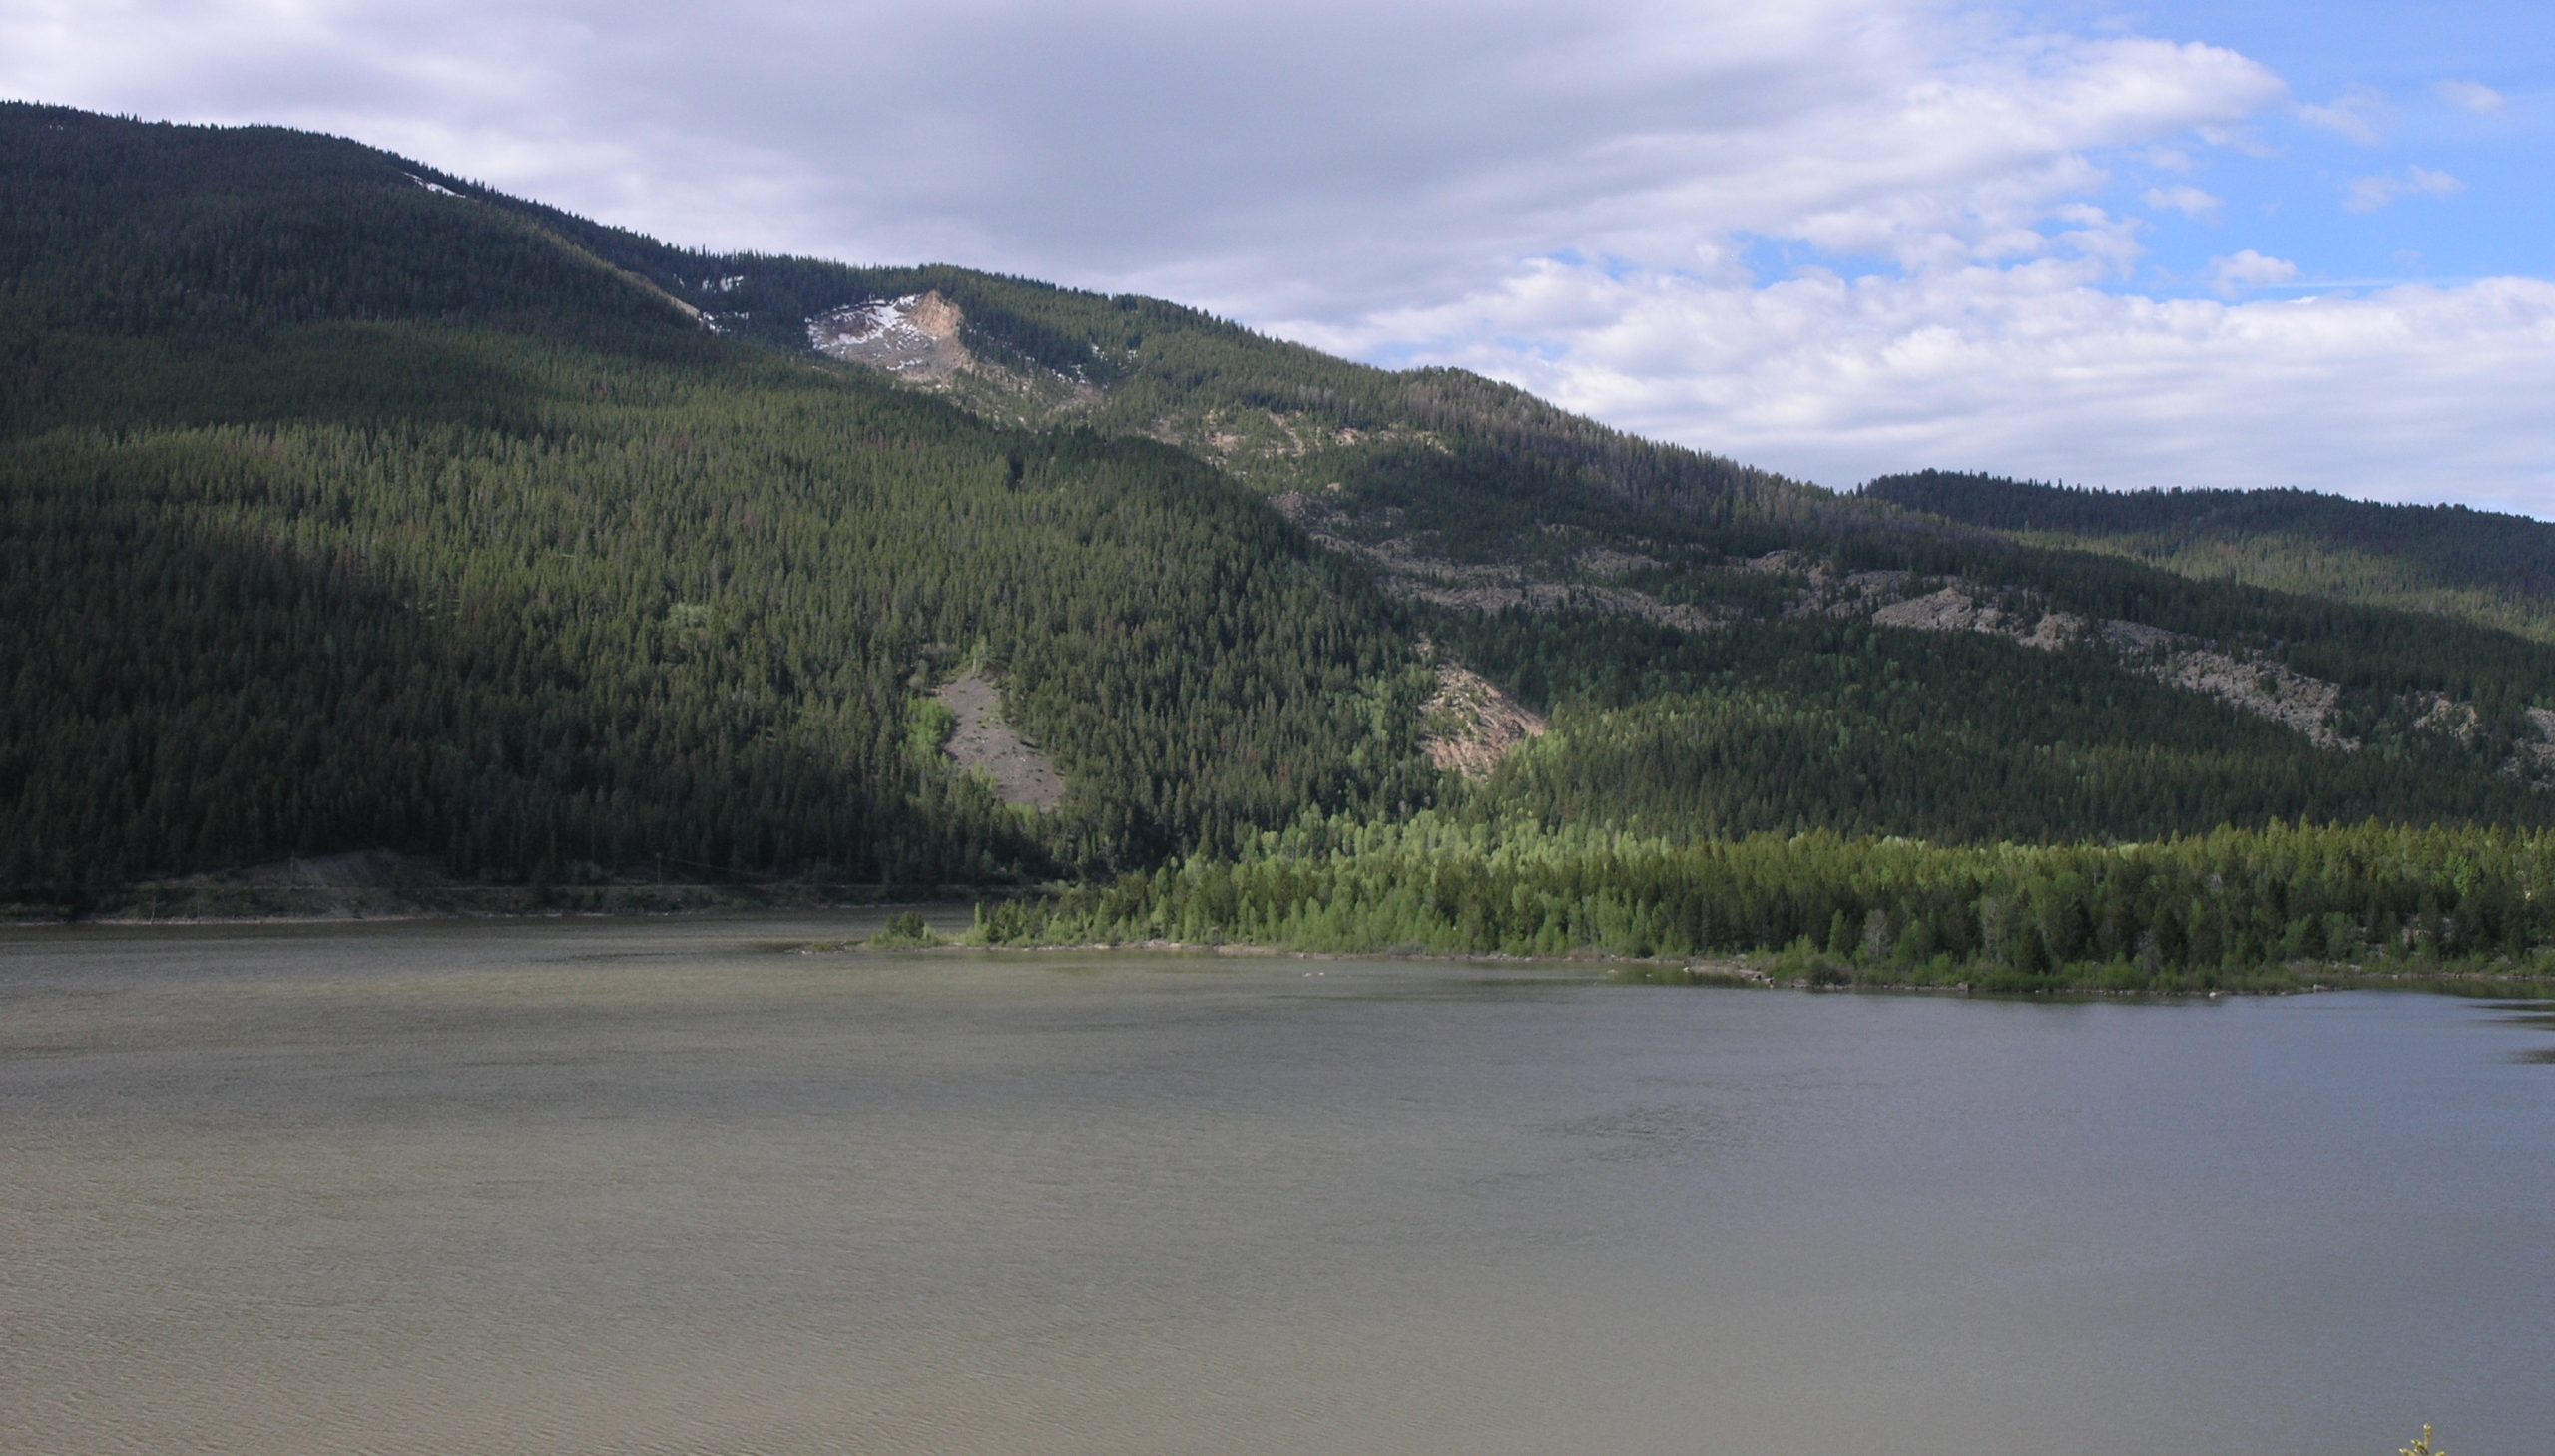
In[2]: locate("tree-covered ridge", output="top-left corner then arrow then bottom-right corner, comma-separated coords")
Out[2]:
1864,469 -> 2555,644
759,261 -> 2555,765
1425,614 -> 2555,846
0,103 -> 1835,543
0,103 -> 706,345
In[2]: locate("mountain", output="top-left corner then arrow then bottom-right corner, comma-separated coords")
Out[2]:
0,103 -> 1438,901
6,100 -> 2555,917
1864,470 -> 2555,645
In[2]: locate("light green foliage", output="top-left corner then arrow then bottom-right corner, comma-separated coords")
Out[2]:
866,910 -> 943,948
904,698 -> 957,763
984,811 -> 2555,991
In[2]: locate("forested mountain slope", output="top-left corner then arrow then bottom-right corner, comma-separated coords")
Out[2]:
0,103 -> 1434,903
1864,470 -> 2555,645
7,101 -> 2555,914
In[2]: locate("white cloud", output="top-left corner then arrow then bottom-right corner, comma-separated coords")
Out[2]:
2344,166 -> 2466,214
1301,260 -> 2555,510
2298,87 -> 2390,145
2193,121 -> 2278,159
2142,184 -> 2221,220
2435,79 -> 2506,115
2206,249 -> 2298,295
0,0 -> 2284,320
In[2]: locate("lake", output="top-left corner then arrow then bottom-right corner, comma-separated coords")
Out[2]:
4,915 -> 2551,1456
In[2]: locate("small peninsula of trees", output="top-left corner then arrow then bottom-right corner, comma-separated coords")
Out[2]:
985,813 -> 2555,991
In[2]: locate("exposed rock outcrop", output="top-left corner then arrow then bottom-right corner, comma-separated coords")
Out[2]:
1418,654 -> 1547,779
807,291 -> 974,380
934,671 -> 1063,809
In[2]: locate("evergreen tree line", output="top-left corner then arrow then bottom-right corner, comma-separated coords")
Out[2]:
987,813 -> 2555,990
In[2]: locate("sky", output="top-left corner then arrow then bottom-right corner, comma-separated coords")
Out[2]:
6,0 -> 2551,513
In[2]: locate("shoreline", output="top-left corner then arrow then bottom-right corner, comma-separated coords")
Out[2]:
10,904 -> 2553,1000
1,871 -> 1007,929
941,936 -> 2555,1000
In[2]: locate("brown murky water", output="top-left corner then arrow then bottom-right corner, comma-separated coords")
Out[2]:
5,917 -> 2552,1455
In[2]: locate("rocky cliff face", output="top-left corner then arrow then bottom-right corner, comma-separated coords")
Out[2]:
807,290 -> 974,379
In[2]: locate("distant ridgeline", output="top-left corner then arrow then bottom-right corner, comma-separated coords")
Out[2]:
1864,470 -> 2555,645
6,101 -> 2555,983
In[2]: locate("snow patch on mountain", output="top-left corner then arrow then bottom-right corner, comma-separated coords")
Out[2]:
806,291 -> 973,380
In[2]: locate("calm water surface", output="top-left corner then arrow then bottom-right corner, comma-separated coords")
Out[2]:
4,916 -> 2552,1456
